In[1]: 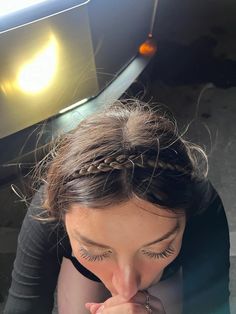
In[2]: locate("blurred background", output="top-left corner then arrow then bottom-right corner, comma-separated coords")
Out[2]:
0,0 -> 235,312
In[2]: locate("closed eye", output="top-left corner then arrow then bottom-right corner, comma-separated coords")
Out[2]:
141,246 -> 175,260
77,245 -> 175,262
78,246 -> 112,262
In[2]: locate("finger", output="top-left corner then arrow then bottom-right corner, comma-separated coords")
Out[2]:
101,291 -> 150,309
101,290 -> 148,308
85,302 -> 103,314
98,302 -> 146,314
99,291 -> 165,313
95,305 -> 105,314
102,294 -> 128,308
85,294 -> 137,313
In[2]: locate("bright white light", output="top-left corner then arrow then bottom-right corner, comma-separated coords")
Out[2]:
0,0 -> 48,17
59,98 -> 89,114
17,35 -> 58,94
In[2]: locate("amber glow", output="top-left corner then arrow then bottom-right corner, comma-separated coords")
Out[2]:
139,37 -> 157,57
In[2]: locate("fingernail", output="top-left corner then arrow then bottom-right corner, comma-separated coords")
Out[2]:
85,304 -> 89,310
96,305 -> 104,314
85,302 -> 94,309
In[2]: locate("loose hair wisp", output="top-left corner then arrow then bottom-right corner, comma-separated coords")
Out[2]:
39,100 -> 210,221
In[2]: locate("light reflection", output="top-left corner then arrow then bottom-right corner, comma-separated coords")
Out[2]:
17,34 -> 58,94
0,0 -> 48,17
59,98 -> 89,114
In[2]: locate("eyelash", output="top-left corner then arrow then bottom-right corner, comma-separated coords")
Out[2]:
79,247 -> 112,262
141,246 -> 175,259
78,246 -> 175,262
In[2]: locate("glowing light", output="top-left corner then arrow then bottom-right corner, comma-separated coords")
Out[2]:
139,35 -> 157,57
0,0 -> 48,17
59,98 -> 89,114
0,81 -> 14,95
17,35 -> 58,94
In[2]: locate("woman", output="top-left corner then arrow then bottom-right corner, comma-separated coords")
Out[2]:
4,100 -> 230,314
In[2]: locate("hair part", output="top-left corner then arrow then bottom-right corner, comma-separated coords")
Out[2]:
36,100 -> 210,221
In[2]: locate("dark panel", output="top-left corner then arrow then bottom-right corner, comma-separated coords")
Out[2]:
88,0 -> 154,89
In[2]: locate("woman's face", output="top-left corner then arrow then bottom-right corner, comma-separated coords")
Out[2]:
65,197 -> 186,300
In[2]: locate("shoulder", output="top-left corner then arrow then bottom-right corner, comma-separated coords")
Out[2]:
182,179 -> 229,250
21,185 -> 72,257
181,180 -> 230,313
189,179 -> 225,223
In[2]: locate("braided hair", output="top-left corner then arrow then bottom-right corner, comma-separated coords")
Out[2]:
40,100 -> 210,221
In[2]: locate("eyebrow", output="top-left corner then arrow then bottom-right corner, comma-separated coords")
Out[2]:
73,222 -> 179,249
143,222 -> 179,246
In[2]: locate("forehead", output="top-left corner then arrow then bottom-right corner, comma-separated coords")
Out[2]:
67,197 -> 181,221
65,198 -> 185,246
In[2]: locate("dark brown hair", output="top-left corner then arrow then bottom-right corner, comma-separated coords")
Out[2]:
39,100 -> 210,221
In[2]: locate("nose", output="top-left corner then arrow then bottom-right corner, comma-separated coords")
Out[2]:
112,261 -> 141,300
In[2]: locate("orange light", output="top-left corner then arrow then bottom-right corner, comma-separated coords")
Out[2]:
139,35 -> 157,57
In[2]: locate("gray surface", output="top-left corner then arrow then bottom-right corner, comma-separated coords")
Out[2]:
231,233 -> 236,256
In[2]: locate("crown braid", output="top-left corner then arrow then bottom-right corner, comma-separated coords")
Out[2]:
72,153 -> 192,178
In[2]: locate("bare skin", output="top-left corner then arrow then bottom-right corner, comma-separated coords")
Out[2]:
64,197 -> 186,313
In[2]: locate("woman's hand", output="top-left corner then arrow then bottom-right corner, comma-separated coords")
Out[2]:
86,291 -> 166,314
